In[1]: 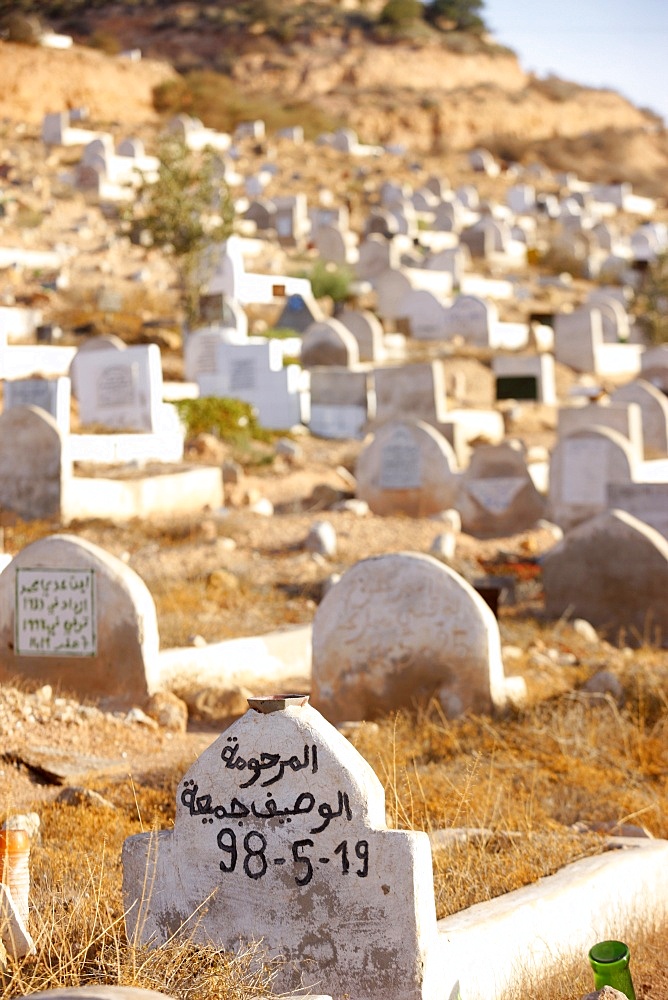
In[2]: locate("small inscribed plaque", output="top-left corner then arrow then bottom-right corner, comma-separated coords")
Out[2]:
15,568 -> 97,657
379,431 -> 421,490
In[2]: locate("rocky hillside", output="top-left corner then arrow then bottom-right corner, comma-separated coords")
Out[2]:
1,0 -> 667,193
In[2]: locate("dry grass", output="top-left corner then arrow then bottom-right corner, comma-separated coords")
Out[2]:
3,649 -> 666,995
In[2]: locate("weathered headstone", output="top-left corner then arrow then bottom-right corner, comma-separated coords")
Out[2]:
123,696 -> 438,1000
312,553 -> 516,722
557,402 -> 644,460
542,510 -> 668,646
0,535 -> 159,703
457,442 -> 546,538
373,362 -> 448,425
301,320 -> 360,368
3,376 -> 71,433
396,290 -> 447,340
337,309 -> 385,363
443,295 -> 497,347
310,368 -> 372,439
608,482 -> 668,540
184,328 -> 248,383
548,427 -> 637,531
611,379 -> 668,457
0,406 -> 69,520
356,420 -> 458,516
76,344 -> 163,431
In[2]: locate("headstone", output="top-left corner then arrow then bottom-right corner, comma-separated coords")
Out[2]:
374,268 -> 413,322
184,328 -> 247,382
355,236 -> 400,282
542,510 -> 668,647
554,309 -> 602,372
68,335 -> 126,399
311,553 -> 513,722
0,406 -> 68,520
640,346 -> 668,395
301,320 -> 360,368
76,344 -> 163,431
0,534 -> 159,703
443,296 -> 497,347
242,198 -> 276,231
337,310 -> 385,363
611,380 -> 668,457
557,402 -> 644,460
356,420 -> 458,517
123,696 -> 438,1000
608,482 -> 668,540
373,362 -> 448,425
197,294 -> 249,338
396,290 -> 447,340
548,427 -> 637,531
314,225 -> 351,266
457,442 -> 546,538
3,376 -> 71,433
310,369 -> 372,439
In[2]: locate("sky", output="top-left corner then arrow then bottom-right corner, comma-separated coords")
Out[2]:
481,0 -> 668,123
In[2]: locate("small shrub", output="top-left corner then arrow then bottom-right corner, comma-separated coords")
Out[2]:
301,260 -> 353,303
378,0 -> 423,27
173,396 -> 272,445
633,251 -> 668,345
0,12 -> 41,44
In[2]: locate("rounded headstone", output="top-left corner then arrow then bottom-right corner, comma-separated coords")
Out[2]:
301,320 -> 359,368
311,552 -> 508,723
356,420 -> 458,517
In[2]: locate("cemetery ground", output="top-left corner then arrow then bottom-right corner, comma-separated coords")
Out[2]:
0,435 -> 667,996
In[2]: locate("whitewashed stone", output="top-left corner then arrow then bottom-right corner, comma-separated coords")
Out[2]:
301,320 -> 360,368
611,379 -> 668,457
0,535 -> 159,704
76,344 -> 163,431
0,406 -> 69,520
396,290 -> 447,340
68,335 -> 125,398
548,427 -> 637,531
557,402 -> 644,460
309,368 -> 371,440
443,296 -> 497,347
608,482 -> 668,540
337,310 -> 385,363
312,553 -> 514,722
457,442 -> 546,538
123,698 -> 438,1000
184,327 -> 247,382
543,510 -> 668,646
374,268 -> 413,322
373,362 -> 448,425
3,376 -> 71,433
356,420 -> 458,517
355,236 -> 400,282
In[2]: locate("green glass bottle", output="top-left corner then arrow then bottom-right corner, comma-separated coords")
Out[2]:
588,940 -> 637,1000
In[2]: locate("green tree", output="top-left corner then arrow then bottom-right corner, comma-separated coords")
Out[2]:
633,252 -> 668,345
125,134 -> 234,326
425,0 -> 486,32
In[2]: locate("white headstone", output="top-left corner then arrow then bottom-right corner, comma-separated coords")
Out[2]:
356,420 -> 458,517
312,553 -> 513,721
0,534 -> 159,703
123,697 -> 438,1000
3,377 -> 71,433
76,344 -> 163,431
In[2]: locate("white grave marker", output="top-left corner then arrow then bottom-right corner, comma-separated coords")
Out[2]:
123,697 -> 438,1000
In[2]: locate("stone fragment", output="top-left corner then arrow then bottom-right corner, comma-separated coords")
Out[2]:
145,691 -> 188,733
304,521 -> 337,557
